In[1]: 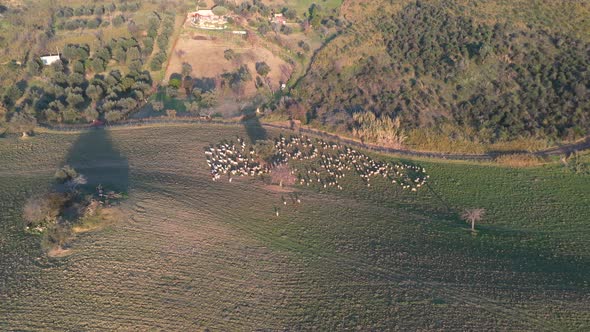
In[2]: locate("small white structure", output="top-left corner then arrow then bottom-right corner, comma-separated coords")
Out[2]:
189,9 -> 228,30
40,55 -> 61,66
272,13 -> 287,25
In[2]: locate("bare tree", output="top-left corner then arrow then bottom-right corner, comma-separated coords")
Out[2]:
270,164 -> 295,187
461,208 -> 485,232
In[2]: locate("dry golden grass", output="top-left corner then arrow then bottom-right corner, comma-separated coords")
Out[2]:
165,30 -> 291,94
72,207 -> 124,233
494,153 -> 545,168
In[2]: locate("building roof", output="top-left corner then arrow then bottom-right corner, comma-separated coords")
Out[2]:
194,9 -> 215,17
40,55 -> 60,60
40,55 -> 61,65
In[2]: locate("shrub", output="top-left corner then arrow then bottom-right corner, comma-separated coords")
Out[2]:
352,112 -> 406,147
55,165 -> 78,183
86,17 -> 101,29
169,78 -> 182,89
83,107 -> 99,122
280,25 -> 293,35
563,152 -> 589,174
22,193 -> 68,229
41,223 -> 72,252
224,49 -> 235,61
150,58 -> 163,71
151,101 -> 164,112
105,110 -> 123,122
112,15 -> 125,27
495,154 -> 543,167
8,112 -> 36,137
255,61 -> 271,76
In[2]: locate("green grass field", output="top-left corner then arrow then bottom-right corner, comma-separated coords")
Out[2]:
1,124 -> 589,330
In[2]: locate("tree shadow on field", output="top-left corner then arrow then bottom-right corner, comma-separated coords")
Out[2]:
63,128 -> 129,195
241,112 -> 267,143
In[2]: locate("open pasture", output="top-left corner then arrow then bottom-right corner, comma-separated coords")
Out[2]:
1,123 -> 589,330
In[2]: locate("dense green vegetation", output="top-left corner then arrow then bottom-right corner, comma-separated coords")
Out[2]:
0,1 -> 182,127
54,2 -> 142,30
19,42 -> 153,123
293,0 -> 590,143
1,124 -> 589,329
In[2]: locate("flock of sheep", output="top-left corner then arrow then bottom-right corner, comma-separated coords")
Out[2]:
271,135 -> 428,192
205,135 -> 429,193
205,137 -> 269,182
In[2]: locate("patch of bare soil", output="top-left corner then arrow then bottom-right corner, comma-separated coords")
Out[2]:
263,184 -> 295,193
166,32 -> 292,97
47,247 -> 72,258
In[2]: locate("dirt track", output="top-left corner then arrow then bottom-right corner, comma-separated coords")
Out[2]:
38,118 -> 590,162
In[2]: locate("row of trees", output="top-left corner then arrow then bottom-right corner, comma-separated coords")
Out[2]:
56,13 -> 131,31
57,17 -> 105,30
150,13 -> 175,71
54,2 -> 141,18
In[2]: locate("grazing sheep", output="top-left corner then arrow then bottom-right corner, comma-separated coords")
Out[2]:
205,134 -> 428,193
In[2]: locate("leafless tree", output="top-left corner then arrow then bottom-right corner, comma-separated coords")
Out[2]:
461,208 -> 485,232
271,164 -> 295,187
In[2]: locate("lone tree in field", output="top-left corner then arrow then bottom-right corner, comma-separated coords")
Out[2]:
461,208 -> 485,232
9,112 -> 37,137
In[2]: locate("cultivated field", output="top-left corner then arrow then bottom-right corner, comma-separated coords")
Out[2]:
1,124 -> 590,330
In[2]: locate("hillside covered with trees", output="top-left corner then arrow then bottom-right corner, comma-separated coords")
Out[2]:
291,0 -> 590,144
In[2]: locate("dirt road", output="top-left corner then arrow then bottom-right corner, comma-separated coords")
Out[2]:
38,118 -> 590,162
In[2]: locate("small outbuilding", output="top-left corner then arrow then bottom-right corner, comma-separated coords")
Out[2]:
40,55 -> 61,66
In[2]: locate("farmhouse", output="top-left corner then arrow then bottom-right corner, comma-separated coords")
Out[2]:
271,13 -> 287,25
40,54 -> 61,66
189,9 -> 228,30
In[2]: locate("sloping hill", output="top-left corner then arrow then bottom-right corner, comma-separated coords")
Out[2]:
292,0 -> 590,143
